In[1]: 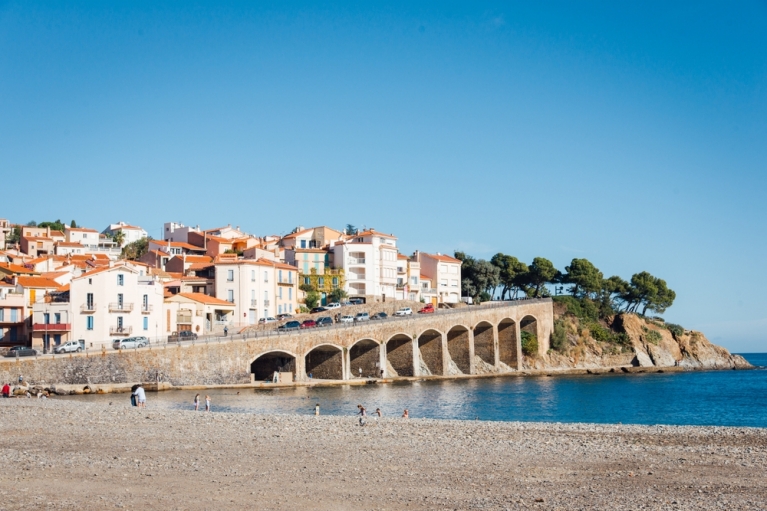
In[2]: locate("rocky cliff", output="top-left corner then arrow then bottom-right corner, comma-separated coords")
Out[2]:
522,305 -> 751,371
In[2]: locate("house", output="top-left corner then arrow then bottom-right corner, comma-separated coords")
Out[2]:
415,252 -> 462,304
164,255 -> 214,274
394,254 -> 421,302
330,229 -> 398,302
163,222 -> 201,244
163,293 -> 235,336
139,249 -> 171,269
0,219 -> 12,250
54,242 -> 85,256
64,226 -> 100,248
20,230 -> 55,257
10,276 -> 64,347
148,240 -> 206,258
103,222 -> 148,247
0,281 -> 25,345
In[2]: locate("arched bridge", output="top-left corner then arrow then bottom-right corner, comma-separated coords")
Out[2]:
250,299 -> 553,382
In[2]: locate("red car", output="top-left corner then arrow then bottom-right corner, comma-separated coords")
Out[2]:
300,319 -> 317,329
418,304 -> 435,314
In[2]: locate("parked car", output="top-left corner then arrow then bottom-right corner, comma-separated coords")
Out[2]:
310,307 -> 327,314
113,338 -> 140,350
278,320 -> 301,330
53,340 -> 84,354
300,320 -> 317,329
394,307 -> 412,316
133,336 -> 149,347
316,316 -> 334,327
370,312 -> 388,320
354,312 -> 370,322
349,298 -> 364,305
339,315 -> 354,323
259,317 -> 277,324
168,331 -> 198,342
4,346 -> 37,357
418,304 -> 435,314
276,313 -> 293,320
325,302 -> 341,309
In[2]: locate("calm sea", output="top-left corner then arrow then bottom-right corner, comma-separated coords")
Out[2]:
67,353 -> 767,428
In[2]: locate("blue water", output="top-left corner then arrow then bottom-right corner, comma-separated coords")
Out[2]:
69,353 -> 767,428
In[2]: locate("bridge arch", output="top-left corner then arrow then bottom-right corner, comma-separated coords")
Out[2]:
520,315 -> 539,357
473,321 -> 495,368
446,325 -> 471,374
305,344 -> 344,380
349,338 -> 380,378
386,333 -> 414,377
417,328 -> 444,376
250,350 -> 297,381
498,318 -> 518,369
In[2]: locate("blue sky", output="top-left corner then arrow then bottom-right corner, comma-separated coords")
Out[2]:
1,1 -> 766,351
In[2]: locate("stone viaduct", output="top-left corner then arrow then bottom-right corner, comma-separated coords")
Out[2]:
0,299 -> 553,386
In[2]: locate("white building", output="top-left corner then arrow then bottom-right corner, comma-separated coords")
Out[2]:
330,229 -> 398,302
103,222 -> 148,247
163,222 -> 201,244
416,252 -> 462,304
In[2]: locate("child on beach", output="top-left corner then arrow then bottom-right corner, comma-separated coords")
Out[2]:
194,394 -> 200,411
205,395 -> 211,412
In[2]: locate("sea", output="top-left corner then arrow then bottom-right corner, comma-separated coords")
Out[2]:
66,353 -> 767,428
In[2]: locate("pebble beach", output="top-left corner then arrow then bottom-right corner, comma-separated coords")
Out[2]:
0,398 -> 765,510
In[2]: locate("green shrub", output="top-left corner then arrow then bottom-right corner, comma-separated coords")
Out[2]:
521,331 -> 539,357
554,295 -> 599,321
666,323 -> 684,338
644,330 -> 662,345
550,319 -> 567,352
304,291 -> 320,309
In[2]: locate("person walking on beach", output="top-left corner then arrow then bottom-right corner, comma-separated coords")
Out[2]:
133,385 -> 146,408
315,403 -> 320,416
223,326 -> 228,337
357,404 -> 367,426
194,393 -> 200,411
402,409 -> 409,418
205,395 -> 211,412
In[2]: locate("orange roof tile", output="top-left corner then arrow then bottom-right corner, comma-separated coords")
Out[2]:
174,292 -> 234,306
425,253 -> 462,264
15,276 -> 63,289
56,242 -> 84,247
49,230 -> 65,238
67,227 -> 99,233
356,229 -> 397,239
0,262 -> 37,274
256,258 -> 298,271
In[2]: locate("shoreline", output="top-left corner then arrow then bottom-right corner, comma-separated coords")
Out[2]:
1,398 -> 765,510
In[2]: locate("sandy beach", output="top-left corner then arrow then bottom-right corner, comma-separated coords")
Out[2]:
0,399 -> 765,510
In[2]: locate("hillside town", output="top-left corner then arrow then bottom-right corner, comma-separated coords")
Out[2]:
0,219 -> 462,351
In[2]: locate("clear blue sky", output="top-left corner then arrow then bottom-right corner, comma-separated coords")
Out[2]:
2,2 -> 765,352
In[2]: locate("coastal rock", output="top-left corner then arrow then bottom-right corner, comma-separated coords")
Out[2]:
633,350 -> 654,367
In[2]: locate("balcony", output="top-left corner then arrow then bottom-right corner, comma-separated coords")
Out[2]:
421,288 -> 437,294
397,267 -> 406,274
250,299 -> 258,308
109,302 -> 134,312
348,258 -> 366,265
0,292 -> 24,309
140,304 -> 153,314
177,314 -> 192,325
80,303 -> 97,313
109,326 -> 132,335
33,323 -> 71,332
263,300 -> 270,307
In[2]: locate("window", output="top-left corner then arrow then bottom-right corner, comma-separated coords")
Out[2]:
451,279 -> 459,287
279,287 -> 283,299
278,304 -> 283,314
143,317 -> 148,331
264,271 -> 268,283
303,276 -> 310,286
278,270 -> 283,283
54,313 -> 61,324
332,277 -> 338,287
264,291 -> 268,302
117,317 -> 123,329
227,290 -> 234,303
318,277 -> 324,287
117,274 -> 124,286
10,309 -> 18,322
440,279 -> 448,287
143,295 -> 148,311
86,293 -> 94,308
0,309 -> 3,321
288,272 -> 293,284
227,269 -> 234,281
251,270 -> 255,282
300,240 -> 306,249
411,277 -> 417,285
88,278 -> 92,285
288,288 -> 292,300
44,313 -> 50,324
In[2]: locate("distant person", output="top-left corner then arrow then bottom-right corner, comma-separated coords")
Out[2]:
359,367 -> 363,378
2,382 -> 10,398
205,395 -> 211,412
402,409 -> 409,419
223,326 -> 228,337
375,408 -> 382,418
133,385 -> 146,408
194,393 -> 200,411
315,403 -> 320,416
130,384 -> 139,407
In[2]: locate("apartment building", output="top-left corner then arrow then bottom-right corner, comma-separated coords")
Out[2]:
213,258 -> 298,325
30,262 -> 165,350
0,219 -> 12,250
395,254 -> 421,302
415,252 -> 462,304
103,222 -> 148,247
0,281 -> 25,345
163,293 -> 235,336
330,230 -> 398,302
163,222 -> 201,244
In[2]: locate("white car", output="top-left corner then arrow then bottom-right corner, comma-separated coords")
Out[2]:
259,317 -> 277,324
53,340 -> 83,354
339,315 -> 354,323
394,307 -> 413,316
325,302 -> 341,309
354,312 -> 370,322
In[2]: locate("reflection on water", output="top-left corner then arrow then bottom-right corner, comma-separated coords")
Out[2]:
65,353 -> 767,427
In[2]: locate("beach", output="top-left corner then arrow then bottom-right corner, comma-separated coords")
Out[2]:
0,399 -> 765,510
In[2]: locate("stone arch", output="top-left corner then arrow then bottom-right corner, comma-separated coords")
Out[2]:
520,315 -> 539,357
498,318 -> 518,369
473,321 -> 495,366
446,325 -> 471,374
417,328 -> 444,376
349,338 -> 380,378
250,350 -> 296,381
305,344 -> 344,380
386,334 -> 414,377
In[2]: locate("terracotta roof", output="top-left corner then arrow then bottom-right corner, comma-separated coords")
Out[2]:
41,271 -> 69,279
23,236 -> 53,242
188,262 -> 214,271
58,284 -> 70,292
165,272 -> 184,279
281,228 -> 313,240
169,255 -> 212,264
49,230 -> 65,238
0,281 -> 14,287
0,262 -> 37,274
419,275 -> 430,281
205,235 -> 231,244
72,262 -> 135,280
424,253 -> 462,264
356,229 -> 397,239
15,276 -> 63,289
67,227 -> 99,233
174,292 -> 234,306
256,258 -> 298,271
113,224 -> 142,230
397,254 -> 409,260
55,242 -> 84,247
147,249 -> 170,257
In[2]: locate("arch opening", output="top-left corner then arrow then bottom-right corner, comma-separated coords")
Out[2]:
446,326 -> 470,375
350,339 -> 380,378
520,315 -> 539,358
498,319 -> 518,369
386,334 -> 414,377
251,351 -> 296,381
473,321 -> 495,368
417,329 -> 443,376
305,345 -> 343,380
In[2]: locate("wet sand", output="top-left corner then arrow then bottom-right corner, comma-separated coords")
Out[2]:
0,399 -> 765,510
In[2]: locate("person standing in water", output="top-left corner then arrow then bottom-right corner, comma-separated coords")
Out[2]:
194,393 -> 200,411
315,403 -> 320,416
402,409 -> 409,418
205,395 -> 211,412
